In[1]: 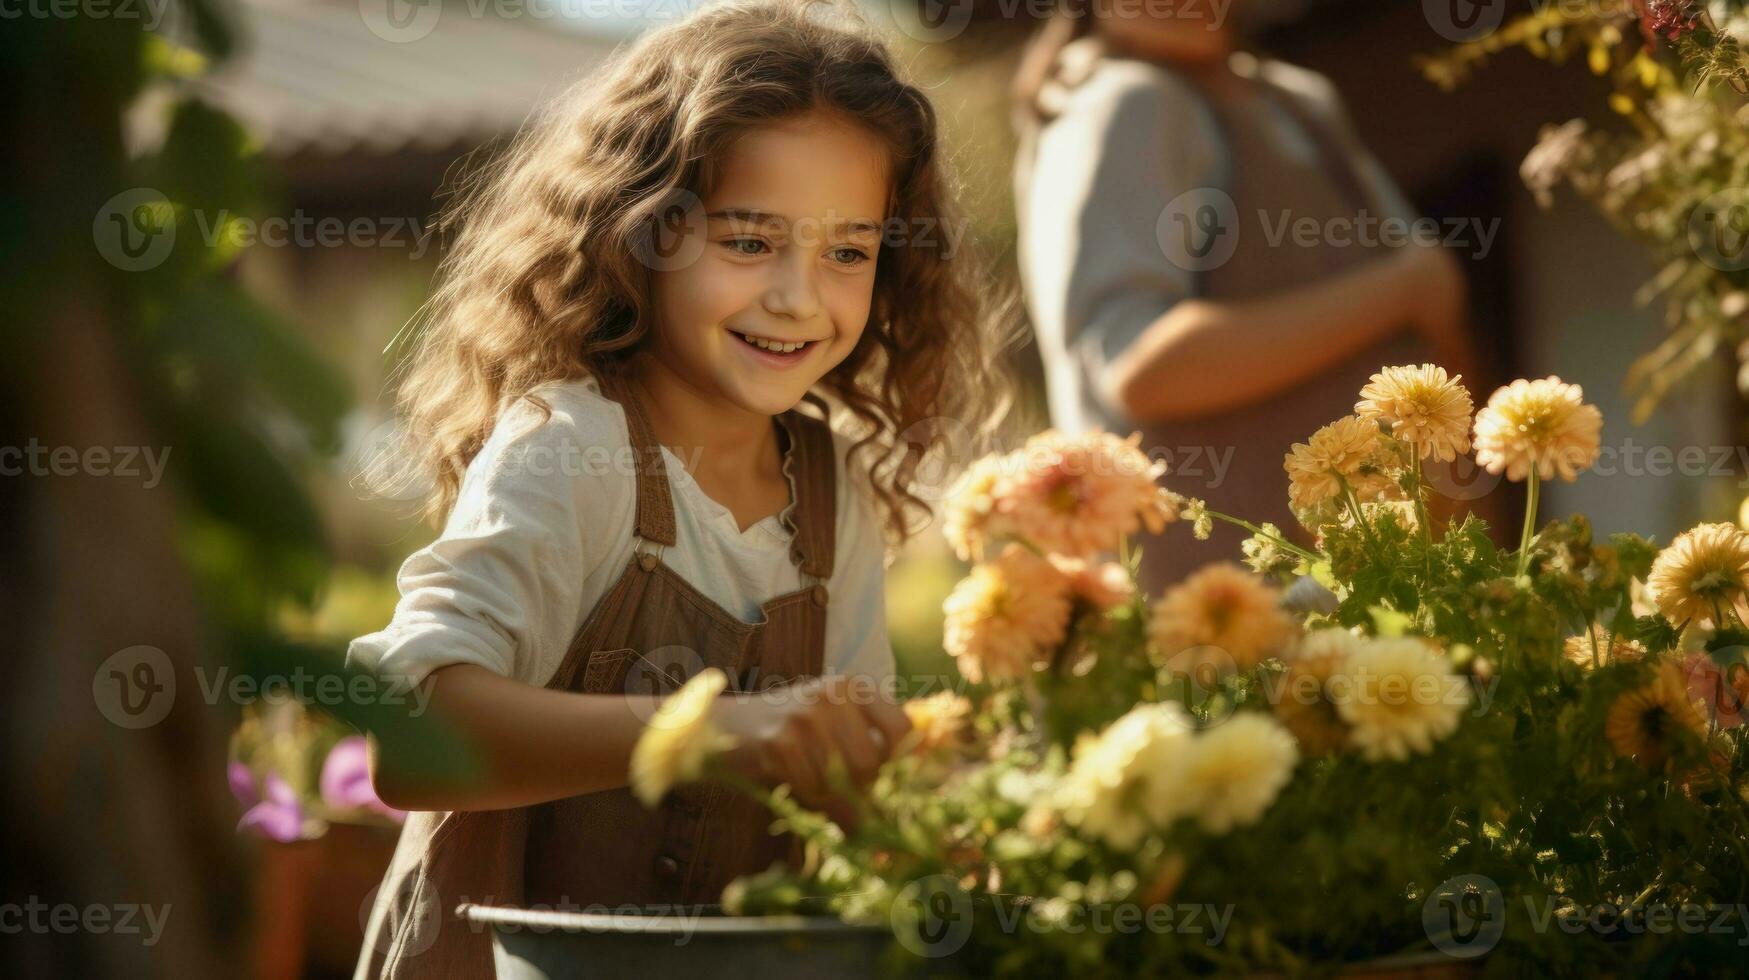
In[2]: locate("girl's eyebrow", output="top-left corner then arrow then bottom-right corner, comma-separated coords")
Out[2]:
706,208 -> 882,237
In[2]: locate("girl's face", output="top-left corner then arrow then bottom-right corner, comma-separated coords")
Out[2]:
648,110 -> 891,419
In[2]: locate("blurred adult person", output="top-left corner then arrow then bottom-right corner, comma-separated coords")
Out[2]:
1013,0 -> 1480,588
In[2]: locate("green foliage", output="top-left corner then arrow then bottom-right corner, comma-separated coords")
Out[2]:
737,469 -> 1749,974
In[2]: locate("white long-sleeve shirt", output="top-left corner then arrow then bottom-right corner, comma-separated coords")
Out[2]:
347,375 -> 896,687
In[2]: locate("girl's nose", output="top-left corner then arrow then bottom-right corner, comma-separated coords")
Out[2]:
761,252 -> 823,322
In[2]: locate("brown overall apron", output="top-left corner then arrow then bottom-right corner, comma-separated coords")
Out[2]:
354,372 -> 837,979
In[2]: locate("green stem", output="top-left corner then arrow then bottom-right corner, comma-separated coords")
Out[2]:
1411,454 -> 1435,583
1340,479 -> 1382,558
1205,509 -> 1322,563
1514,472 -> 1541,580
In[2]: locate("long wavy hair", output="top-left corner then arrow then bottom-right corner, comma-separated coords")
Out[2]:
384,0 -> 1011,543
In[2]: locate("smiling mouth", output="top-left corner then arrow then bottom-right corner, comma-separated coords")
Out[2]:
735,331 -> 819,355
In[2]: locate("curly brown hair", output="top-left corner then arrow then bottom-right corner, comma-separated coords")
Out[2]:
385,0 -> 1012,544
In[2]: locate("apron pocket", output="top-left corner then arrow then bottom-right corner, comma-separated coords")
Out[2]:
581,647 -> 636,694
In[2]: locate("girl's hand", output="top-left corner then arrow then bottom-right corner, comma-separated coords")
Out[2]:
711,674 -> 912,814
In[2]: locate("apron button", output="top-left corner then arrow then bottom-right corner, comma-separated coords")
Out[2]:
653,854 -> 681,879
638,552 -> 658,572
811,584 -> 829,608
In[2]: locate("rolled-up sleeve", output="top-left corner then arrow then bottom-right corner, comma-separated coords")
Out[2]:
347,401 -> 618,687
1020,63 -> 1222,412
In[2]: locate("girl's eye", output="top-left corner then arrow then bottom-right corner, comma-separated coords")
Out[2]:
827,246 -> 870,267
723,238 -> 769,256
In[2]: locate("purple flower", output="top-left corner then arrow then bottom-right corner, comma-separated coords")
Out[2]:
319,736 -> 406,823
232,767 -> 308,843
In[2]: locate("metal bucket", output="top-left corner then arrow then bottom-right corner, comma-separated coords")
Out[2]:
457,904 -> 907,980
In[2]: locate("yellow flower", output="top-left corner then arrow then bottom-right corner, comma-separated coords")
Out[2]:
1561,632 -> 1646,670
1335,637 -> 1469,761
1149,563 -> 1294,672
1284,415 -> 1388,511
942,544 -> 1072,684
1472,377 -> 1603,482
1646,522 -> 1749,627
1354,364 -> 1474,462
1605,662 -> 1708,772
1274,630 -> 1360,757
901,691 -> 974,756
630,668 -> 734,808
1177,714 -> 1298,834
1054,701 -> 1193,850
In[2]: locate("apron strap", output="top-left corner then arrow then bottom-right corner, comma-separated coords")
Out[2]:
776,409 -> 838,582
596,371 -> 679,548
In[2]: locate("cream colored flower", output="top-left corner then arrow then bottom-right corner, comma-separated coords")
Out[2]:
1473,377 -> 1603,482
1149,563 -> 1294,671
630,668 -> 735,807
1605,662 -> 1708,771
1561,632 -> 1646,670
901,691 -> 974,756
1284,415 -> 1388,510
1274,630 -> 1362,757
1177,714 -> 1299,834
1355,364 -> 1474,462
1054,701 -> 1193,849
1646,522 -> 1749,626
1001,430 -> 1174,558
942,544 -> 1072,684
1335,637 -> 1469,761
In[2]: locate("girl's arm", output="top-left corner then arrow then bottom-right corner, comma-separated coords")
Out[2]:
369,663 -> 911,813
1104,242 -> 1474,423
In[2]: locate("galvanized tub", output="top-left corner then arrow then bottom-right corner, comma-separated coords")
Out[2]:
456,904 -> 909,980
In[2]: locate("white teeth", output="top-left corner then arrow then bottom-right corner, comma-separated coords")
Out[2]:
739,333 -> 810,354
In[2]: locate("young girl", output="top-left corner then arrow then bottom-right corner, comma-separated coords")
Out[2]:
348,2 -> 1004,975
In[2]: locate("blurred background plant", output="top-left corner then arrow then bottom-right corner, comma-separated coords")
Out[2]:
1421,0 -> 1749,422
